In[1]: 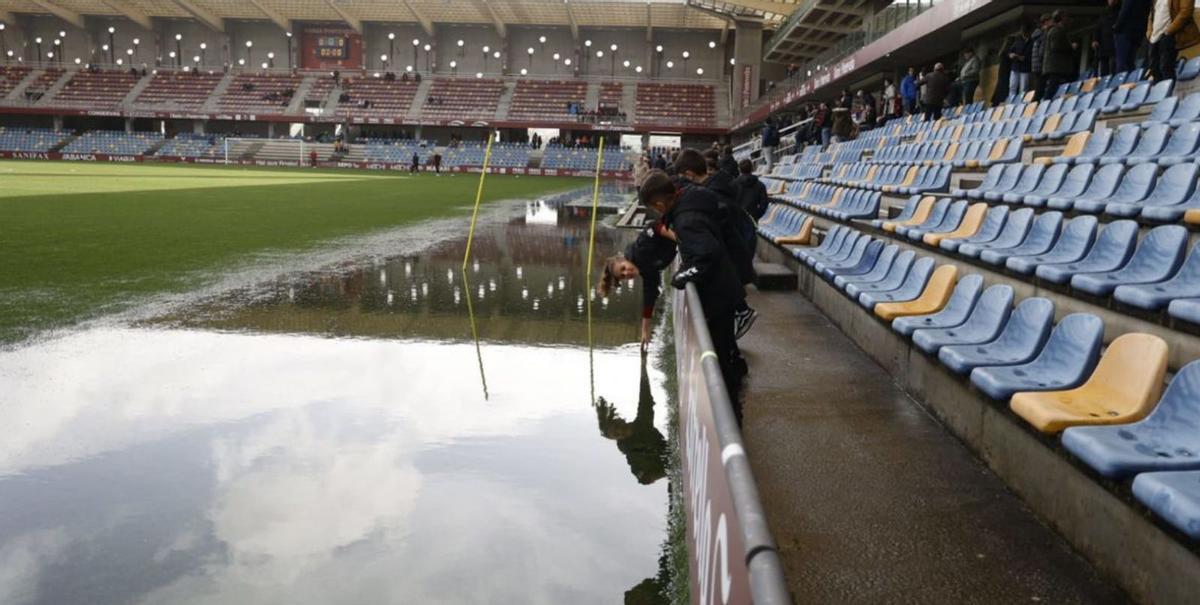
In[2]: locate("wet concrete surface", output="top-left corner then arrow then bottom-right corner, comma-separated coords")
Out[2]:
738,288 -> 1131,604
0,194 -> 672,604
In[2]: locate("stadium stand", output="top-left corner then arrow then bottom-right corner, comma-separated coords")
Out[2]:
362,139 -> 432,164
218,73 -> 302,112
0,126 -> 71,152
60,130 -> 162,155
541,144 -> 628,171
154,132 -> 225,159
635,82 -> 716,127
443,142 -> 530,168
0,66 -> 31,97
132,71 -> 223,110
422,78 -> 504,121
507,79 -> 588,121
49,69 -> 140,109
335,76 -> 419,119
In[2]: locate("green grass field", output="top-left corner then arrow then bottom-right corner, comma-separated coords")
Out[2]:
0,160 -> 586,344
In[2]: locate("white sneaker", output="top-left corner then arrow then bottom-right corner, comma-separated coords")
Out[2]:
734,308 -> 758,339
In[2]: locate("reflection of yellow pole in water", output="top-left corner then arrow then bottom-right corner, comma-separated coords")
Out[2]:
462,268 -> 489,400
461,132 -> 495,399
585,137 -> 605,404
462,132 -> 496,272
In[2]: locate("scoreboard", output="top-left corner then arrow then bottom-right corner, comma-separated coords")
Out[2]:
317,36 -> 348,60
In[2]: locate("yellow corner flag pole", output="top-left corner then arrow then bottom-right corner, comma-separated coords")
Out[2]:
585,137 -> 605,403
461,132 -> 496,400
462,132 -> 496,272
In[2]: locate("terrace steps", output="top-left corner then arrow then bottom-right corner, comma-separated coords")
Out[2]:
5,68 -> 41,102
202,71 -> 236,112
584,81 -> 601,110
495,80 -> 516,120
622,83 -> 638,122
120,71 -> 156,106
405,78 -> 432,121
287,76 -> 315,114
38,68 -> 77,104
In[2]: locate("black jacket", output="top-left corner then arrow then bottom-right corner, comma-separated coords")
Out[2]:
664,184 -> 746,317
1114,0 -> 1152,37
626,223 -> 678,318
702,173 -> 756,285
1095,7 -> 1117,57
733,173 -> 770,220
719,154 -> 739,179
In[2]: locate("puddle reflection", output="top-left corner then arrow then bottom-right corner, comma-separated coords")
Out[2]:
0,193 -> 670,604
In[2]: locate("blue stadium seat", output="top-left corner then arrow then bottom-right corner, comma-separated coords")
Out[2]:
835,245 -> 900,290
952,165 -> 1003,198
1006,216 -> 1098,275
1077,124 -> 1142,165
869,195 -> 922,228
1072,162 -> 1159,215
1138,79 -> 1175,109
1109,162 -> 1200,218
859,257 -> 937,310
979,211 -> 1063,266
1179,56 -> 1200,81
939,298 -> 1055,375
906,200 -> 968,241
845,250 -> 917,299
1146,95 -> 1180,123
912,285 -> 1014,354
1063,360 -> 1200,478
1007,163 -> 1068,205
1036,220 -> 1139,284
895,199 -> 951,238
986,165 -> 1042,202
825,240 -> 886,281
1046,163 -> 1123,211
804,231 -> 863,267
967,164 -> 1023,200
1071,225 -> 1189,296
1169,297 -> 1200,324
1130,122 -> 1200,165
941,206 -> 1009,252
970,313 -> 1104,400
1163,92 -> 1200,126
814,236 -> 874,277
792,226 -> 847,263
892,274 -> 985,337
1133,471 -> 1200,539
1114,242 -> 1200,310
1023,163 -> 1095,207
1054,128 -> 1112,166
958,208 -> 1034,258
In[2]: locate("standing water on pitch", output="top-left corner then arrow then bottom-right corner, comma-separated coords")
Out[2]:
0,191 -> 672,604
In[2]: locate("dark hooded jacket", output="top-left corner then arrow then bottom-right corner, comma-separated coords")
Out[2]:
719,154 -> 739,179
733,173 -> 770,220
626,222 -> 678,319
701,172 -> 756,285
663,184 -> 746,317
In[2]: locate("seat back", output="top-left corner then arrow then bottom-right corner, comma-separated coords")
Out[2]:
1148,95 -> 1179,122
1146,79 -> 1175,105
992,163 -> 1026,193
972,206 -> 1010,241
860,245 -> 902,282
1056,163 -> 1096,198
1111,162 -> 1160,202
1058,132 -> 1090,159
994,297 -> 1056,354
1024,211 -> 1065,248
1030,163 -> 1070,196
1035,314 -> 1105,379
1163,122 -> 1200,156
1141,359 -> 1200,430
991,207 -> 1036,247
1151,162 -> 1200,205
1052,215 -> 1100,256
1123,225 -> 1190,277
961,285 -> 1016,338
941,274 -> 985,318
1089,333 -> 1169,413
1079,220 -> 1139,267
1011,164 -> 1046,194
1130,123 -> 1171,157
1082,163 -> 1125,199
1177,92 -> 1200,122
976,164 -> 1007,191
1107,123 -> 1143,157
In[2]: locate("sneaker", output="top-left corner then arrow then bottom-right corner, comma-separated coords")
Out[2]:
734,308 -> 759,339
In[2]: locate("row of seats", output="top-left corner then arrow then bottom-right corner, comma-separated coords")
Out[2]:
781,217 -> 1200,540
756,204 -> 814,245
1047,122 -> 1200,167
819,163 -> 951,195
421,78 -> 504,121
50,69 -> 141,109
957,156 -> 1200,222
0,126 -> 71,152
872,196 -> 1200,319
635,82 -> 715,127
60,130 -> 162,155
914,107 -> 1102,148
443,143 -> 530,168
863,136 -> 1025,170
218,74 -> 301,112
133,71 -> 222,109
335,77 -> 419,119
507,79 -> 587,121
154,133 -> 224,158
542,144 -> 627,171
775,183 -> 880,220
0,66 -> 32,97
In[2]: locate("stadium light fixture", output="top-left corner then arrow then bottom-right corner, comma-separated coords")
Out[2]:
623,60 -> 630,68
596,50 -> 603,58
126,48 -> 132,56
175,33 -> 182,41
729,58 -> 735,65
635,65 -> 642,73
108,26 -> 115,34
237,58 -> 245,66
585,40 -> 592,47
54,39 -> 60,46
423,44 -> 430,51
450,59 -> 457,74
199,42 -> 206,50
709,41 -> 716,49
666,60 -> 673,69
261,62 -> 268,69
563,58 -> 571,66
388,33 -> 395,40
475,72 -> 483,79
193,55 -> 199,64
47,51 -> 53,59
696,67 -> 703,76
682,51 -> 690,59
520,68 -> 527,75
245,40 -> 253,65
168,51 -> 175,58
457,39 -> 464,58
406,64 -> 413,72
610,44 -> 617,52
36,37 -> 42,43
553,52 -> 560,61
74,57 -> 81,64
59,30 -> 66,38
381,54 -> 389,69
656,45 -> 663,53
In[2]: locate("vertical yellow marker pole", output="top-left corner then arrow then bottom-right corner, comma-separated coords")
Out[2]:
462,133 -> 496,271
462,132 -> 496,399
585,137 -> 605,404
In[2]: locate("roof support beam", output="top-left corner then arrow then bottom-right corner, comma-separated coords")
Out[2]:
171,0 -> 223,32
645,2 -> 652,43
565,0 -> 579,42
399,0 -> 433,37
472,0 -> 506,39
719,17 -> 732,45
323,0 -> 361,34
27,0 -> 84,29
100,0 -> 153,30
817,1 -> 867,18
246,0 -> 289,33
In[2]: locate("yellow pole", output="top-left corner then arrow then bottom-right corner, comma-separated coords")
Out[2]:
462,132 -> 496,272
586,137 -> 605,402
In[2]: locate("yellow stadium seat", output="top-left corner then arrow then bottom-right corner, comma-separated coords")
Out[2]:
1025,113 -> 1061,142
882,166 -> 920,193
1023,90 -> 1036,103
775,217 -> 814,245
924,203 -> 988,246
1080,77 -> 1099,93
1009,333 -> 1168,433
1022,102 -> 1039,118
966,138 -> 1008,169
874,265 -> 959,320
882,196 -> 935,232
1184,209 -> 1200,225
1036,131 -> 1090,166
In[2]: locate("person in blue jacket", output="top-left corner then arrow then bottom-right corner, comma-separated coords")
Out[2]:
900,67 -> 919,115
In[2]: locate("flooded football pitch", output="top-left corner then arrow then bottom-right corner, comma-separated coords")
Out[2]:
0,191 -> 672,604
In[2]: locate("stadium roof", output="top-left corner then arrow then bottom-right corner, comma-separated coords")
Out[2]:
0,0 -> 806,32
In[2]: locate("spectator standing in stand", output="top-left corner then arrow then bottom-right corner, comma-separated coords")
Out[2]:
958,48 -> 981,105
1093,0 -> 1119,76
760,118 -> 780,171
1114,0 -> 1153,73
1042,12 -> 1077,101
1149,0 -> 1200,81
882,78 -> 900,120
992,36 -> 1013,105
1029,14 -> 1050,100
920,63 -> 951,121
1009,25 -> 1033,95
900,68 -> 919,115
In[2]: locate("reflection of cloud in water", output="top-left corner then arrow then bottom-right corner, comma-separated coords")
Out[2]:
0,328 -> 662,604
